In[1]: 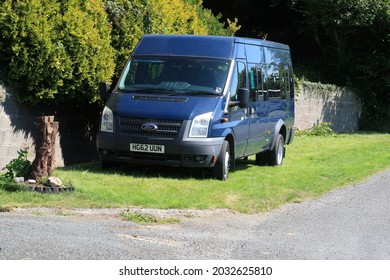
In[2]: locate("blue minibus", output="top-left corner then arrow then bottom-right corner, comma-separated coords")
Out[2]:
97,34 -> 295,180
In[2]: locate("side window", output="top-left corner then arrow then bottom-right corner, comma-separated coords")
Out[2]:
266,62 -> 281,100
261,64 -> 268,100
279,65 -> 287,99
238,62 -> 246,89
249,63 -> 265,102
229,61 -> 246,102
289,66 -> 294,99
264,47 -> 285,100
263,47 -> 294,100
281,65 -> 290,99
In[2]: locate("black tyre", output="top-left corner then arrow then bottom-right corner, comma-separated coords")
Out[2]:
268,134 -> 285,166
255,134 -> 285,166
213,140 -> 231,181
255,150 -> 268,166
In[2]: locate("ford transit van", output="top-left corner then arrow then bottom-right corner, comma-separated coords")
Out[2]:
97,34 -> 295,180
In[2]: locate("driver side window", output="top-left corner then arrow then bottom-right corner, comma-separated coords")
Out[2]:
229,61 -> 246,102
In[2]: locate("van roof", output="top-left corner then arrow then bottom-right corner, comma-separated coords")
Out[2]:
132,34 -> 290,59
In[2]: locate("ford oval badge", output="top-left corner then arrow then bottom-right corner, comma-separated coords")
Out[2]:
141,123 -> 158,132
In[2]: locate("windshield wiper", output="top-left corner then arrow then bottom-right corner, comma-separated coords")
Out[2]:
185,91 -> 221,96
119,88 -> 177,93
119,88 -> 220,96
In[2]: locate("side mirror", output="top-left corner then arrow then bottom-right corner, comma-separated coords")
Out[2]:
237,88 -> 249,108
229,88 -> 249,109
99,81 -> 110,102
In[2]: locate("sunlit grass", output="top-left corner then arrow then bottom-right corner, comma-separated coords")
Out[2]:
1,133 -> 389,213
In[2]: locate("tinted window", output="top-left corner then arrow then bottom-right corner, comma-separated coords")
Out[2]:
263,47 -> 293,100
245,44 -> 263,63
248,63 -> 264,102
229,61 -> 246,101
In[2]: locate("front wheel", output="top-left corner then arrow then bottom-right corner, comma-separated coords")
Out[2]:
213,140 -> 231,181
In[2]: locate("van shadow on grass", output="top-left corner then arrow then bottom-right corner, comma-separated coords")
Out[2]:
58,158 -> 257,181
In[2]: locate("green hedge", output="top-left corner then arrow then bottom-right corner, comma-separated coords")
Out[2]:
0,0 -> 115,105
0,0 -> 237,105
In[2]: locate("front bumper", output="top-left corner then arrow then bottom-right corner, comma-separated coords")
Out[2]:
96,132 -> 225,168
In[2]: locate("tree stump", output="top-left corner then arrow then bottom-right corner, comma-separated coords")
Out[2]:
29,116 -> 59,181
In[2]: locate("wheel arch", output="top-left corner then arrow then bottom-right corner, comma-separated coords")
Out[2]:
224,133 -> 236,170
270,119 -> 287,151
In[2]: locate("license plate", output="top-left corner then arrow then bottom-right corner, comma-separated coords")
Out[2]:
130,143 -> 165,154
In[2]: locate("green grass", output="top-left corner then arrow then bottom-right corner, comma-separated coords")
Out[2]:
120,210 -> 180,224
0,133 -> 389,213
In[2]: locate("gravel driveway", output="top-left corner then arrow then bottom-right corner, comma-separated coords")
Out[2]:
1,169 -> 389,260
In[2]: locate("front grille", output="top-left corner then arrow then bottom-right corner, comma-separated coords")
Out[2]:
119,117 -> 182,139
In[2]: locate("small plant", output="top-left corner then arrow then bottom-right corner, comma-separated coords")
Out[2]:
296,122 -> 335,137
1,149 -> 32,180
120,210 -> 179,224
56,211 -> 72,216
38,177 -> 49,185
0,206 -> 12,212
32,210 -> 44,216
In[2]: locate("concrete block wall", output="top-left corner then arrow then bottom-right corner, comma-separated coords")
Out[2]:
294,83 -> 362,132
0,84 -> 64,170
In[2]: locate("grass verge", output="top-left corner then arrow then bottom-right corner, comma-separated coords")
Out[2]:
120,210 -> 180,224
0,133 -> 389,213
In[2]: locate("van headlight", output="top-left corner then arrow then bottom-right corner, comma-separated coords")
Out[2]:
101,106 -> 114,133
189,112 -> 212,138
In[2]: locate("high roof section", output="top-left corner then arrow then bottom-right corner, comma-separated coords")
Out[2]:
132,34 -> 289,59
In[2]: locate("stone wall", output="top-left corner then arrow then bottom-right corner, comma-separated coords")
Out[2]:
294,82 -> 362,132
0,82 -> 362,170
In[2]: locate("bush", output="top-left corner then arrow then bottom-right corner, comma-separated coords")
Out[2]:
296,122 -> 335,137
0,0 -> 115,105
104,0 -> 149,80
104,0 -> 238,82
0,0 -> 236,106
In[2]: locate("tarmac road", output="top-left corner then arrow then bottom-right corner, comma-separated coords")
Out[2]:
1,169 -> 389,260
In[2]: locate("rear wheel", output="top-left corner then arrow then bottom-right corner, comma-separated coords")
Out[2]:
255,134 -> 285,166
213,140 -> 231,181
268,134 -> 285,166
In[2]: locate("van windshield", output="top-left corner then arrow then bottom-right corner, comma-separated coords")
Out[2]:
118,57 -> 230,95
